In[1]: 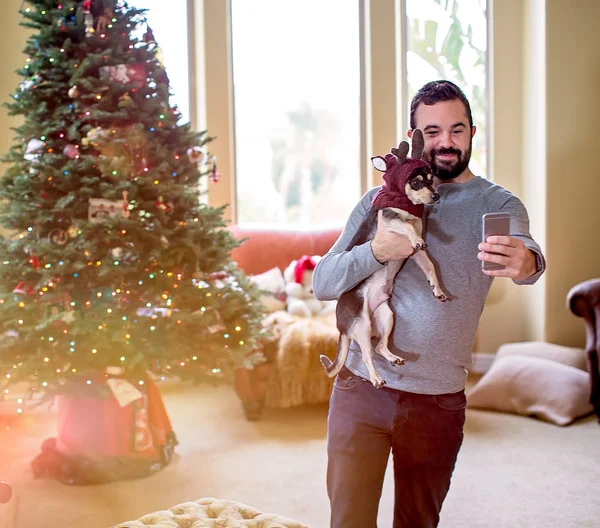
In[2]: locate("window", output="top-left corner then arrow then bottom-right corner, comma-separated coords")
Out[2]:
135,0 -> 191,124
230,0 -> 361,227
404,0 -> 489,178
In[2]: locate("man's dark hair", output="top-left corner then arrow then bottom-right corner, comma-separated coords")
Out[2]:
409,80 -> 473,130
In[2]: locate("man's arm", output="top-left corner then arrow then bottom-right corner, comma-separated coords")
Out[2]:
477,195 -> 546,284
314,190 -> 422,301
312,191 -> 383,301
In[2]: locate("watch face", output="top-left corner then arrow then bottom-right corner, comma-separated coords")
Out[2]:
534,253 -> 543,273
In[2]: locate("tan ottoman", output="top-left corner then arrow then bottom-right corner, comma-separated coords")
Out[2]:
112,497 -> 309,528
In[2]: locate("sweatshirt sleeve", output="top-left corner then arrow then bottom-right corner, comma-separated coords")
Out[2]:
497,195 -> 546,286
312,190 -> 386,301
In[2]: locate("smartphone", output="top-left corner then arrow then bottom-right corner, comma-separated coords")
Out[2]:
481,212 -> 510,271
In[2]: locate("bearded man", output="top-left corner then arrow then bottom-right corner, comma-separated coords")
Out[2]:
313,80 -> 546,528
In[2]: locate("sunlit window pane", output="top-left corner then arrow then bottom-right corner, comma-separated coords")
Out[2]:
406,0 -> 488,178
134,0 -> 190,124
231,0 -> 361,227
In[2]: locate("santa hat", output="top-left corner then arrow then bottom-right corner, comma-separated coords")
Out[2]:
293,255 -> 317,284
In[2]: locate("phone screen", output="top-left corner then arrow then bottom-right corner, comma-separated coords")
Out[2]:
482,213 -> 510,271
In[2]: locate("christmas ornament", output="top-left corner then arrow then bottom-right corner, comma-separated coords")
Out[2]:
99,64 -> 146,86
160,235 -> 169,248
118,93 -> 133,105
88,198 -> 123,222
110,247 -> 124,259
122,190 -> 131,219
24,138 -> 45,161
81,126 -> 109,147
28,255 -> 42,270
186,146 -> 206,165
210,162 -> 221,183
48,228 -> 69,246
63,144 -> 79,159
83,0 -> 95,38
67,225 -> 79,238
13,281 -> 36,296
20,74 -> 40,92
96,7 -> 113,33
155,196 -> 173,214
68,85 -> 80,98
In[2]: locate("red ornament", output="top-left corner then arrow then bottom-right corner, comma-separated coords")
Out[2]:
29,256 -> 42,270
210,163 -> 220,183
13,281 -> 36,295
63,144 -> 79,159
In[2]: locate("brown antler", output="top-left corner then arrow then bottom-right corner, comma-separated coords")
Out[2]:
391,141 -> 409,164
411,129 -> 425,159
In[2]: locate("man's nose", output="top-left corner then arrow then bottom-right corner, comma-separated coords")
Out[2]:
438,131 -> 455,147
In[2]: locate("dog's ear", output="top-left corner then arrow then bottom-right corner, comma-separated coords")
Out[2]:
391,141 -> 409,164
411,129 -> 425,159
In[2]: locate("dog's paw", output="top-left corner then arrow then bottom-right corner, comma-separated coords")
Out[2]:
435,292 -> 450,302
390,357 -> 405,367
413,240 -> 427,251
372,378 -> 386,389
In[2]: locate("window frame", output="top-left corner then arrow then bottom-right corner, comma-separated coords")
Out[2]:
192,0 -> 492,222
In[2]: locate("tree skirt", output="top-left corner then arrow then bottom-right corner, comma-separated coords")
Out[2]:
31,377 -> 178,485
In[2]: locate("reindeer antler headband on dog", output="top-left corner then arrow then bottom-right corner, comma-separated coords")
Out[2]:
370,129 -> 431,218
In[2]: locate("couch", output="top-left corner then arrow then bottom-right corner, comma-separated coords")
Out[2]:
567,278 -> 600,421
228,225 -> 342,420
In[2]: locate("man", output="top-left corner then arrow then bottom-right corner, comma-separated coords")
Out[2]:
312,80 -> 545,528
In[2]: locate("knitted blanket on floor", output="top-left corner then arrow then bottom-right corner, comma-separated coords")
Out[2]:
264,312 -> 338,408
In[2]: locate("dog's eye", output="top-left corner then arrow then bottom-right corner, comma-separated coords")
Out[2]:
410,180 -> 424,190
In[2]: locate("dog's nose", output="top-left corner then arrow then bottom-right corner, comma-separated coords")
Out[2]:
431,192 -> 440,202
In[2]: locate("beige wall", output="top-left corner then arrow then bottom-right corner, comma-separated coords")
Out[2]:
544,0 -> 600,347
1,0 -> 598,351
0,2 -> 29,167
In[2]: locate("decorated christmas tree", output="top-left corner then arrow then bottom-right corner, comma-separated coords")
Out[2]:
0,0 -> 265,413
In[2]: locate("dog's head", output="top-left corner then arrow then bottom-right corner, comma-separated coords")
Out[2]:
371,130 -> 439,209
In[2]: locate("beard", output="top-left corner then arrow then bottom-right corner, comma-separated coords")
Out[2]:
423,142 -> 472,181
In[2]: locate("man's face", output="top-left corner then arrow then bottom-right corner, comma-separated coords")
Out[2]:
412,99 -> 475,181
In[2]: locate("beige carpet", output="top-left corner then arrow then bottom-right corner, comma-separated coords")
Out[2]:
0,380 -> 599,528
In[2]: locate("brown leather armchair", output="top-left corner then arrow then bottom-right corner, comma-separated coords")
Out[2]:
567,278 -> 600,422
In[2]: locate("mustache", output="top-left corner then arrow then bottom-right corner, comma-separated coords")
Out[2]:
433,147 -> 462,156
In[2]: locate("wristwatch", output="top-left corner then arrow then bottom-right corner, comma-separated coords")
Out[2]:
533,252 -> 544,274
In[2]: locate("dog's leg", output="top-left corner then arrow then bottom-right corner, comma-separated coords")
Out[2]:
355,335 -> 385,388
411,250 -> 449,301
385,218 -> 426,251
372,302 -> 405,367
349,316 -> 386,388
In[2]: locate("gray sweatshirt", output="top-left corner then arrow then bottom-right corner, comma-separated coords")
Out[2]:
312,176 -> 545,395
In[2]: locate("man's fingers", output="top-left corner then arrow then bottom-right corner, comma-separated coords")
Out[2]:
479,242 -> 514,257
485,235 -> 514,246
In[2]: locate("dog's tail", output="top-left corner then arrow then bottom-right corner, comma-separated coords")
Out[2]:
320,334 -> 351,378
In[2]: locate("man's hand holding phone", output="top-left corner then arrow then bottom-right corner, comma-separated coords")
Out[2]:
478,213 -> 537,280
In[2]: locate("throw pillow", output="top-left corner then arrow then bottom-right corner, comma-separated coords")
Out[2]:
467,355 -> 593,426
249,267 -> 286,313
496,341 -> 587,371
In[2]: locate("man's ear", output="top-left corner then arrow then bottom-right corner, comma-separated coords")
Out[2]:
406,129 -> 413,139
471,125 -> 477,138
